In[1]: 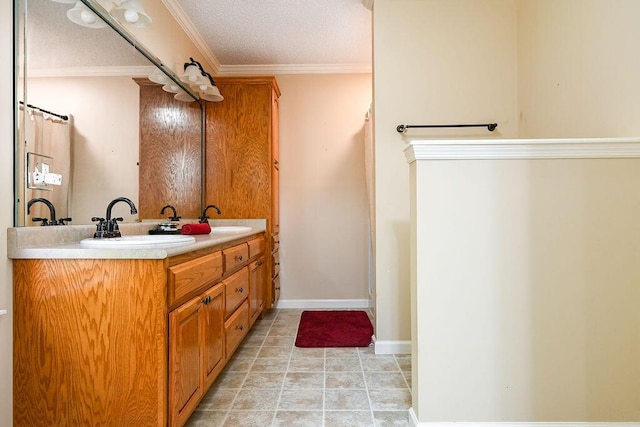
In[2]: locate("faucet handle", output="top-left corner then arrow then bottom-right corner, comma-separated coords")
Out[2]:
108,217 -> 124,238
32,217 -> 50,226
57,217 -> 72,225
91,217 -> 107,238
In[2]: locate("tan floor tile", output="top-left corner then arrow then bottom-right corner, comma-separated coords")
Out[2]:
325,372 -> 365,389
242,371 -> 285,389
199,388 -> 238,410
185,410 -> 227,426
325,389 -> 370,411
360,356 -> 400,372
232,388 -> 280,410
268,326 -> 298,337
373,410 -> 411,426
274,410 -> 323,426
242,333 -> 267,346
223,357 -> 254,372
263,336 -> 295,347
257,346 -> 292,358
325,347 -> 360,358
364,372 -> 408,389
233,346 -> 261,359
325,410 -> 374,426
283,372 -> 325,389
250,358 -> 288,372
223,410 -> 275,426
368,389 -> 412,411
213,371 -> 247,389
325,357 -> 361,372
288,357 -> 325,372
291,347 -> 325,359
278,389 -> 324,410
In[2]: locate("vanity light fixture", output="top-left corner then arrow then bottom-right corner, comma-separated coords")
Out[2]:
110,0 -> 152,27
148,67 -> 169,85
177,58 -> 224,102
66,1 -> 108,28
52,0 -> 152,29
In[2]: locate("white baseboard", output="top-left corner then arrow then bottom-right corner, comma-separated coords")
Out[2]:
373,337 -> 411,355
274,299 -> 372,309
408,409 -> 640,427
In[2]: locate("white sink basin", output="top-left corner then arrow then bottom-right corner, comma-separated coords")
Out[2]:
80,235 -> 196,249
210,226 -> 252,234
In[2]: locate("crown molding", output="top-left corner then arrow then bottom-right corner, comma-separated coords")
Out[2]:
217,63 -> 373,76
28,65 -> 155,78
404,137 -> 640,163
160,0 -> 221,75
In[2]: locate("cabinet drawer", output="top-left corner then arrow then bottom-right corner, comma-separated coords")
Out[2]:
168,251 -> 223,305
272,250 -> 280,277
271,233 -> 279,253
224,267 -> 249,318
248,236 -> 266,258
225,300 -> 249,357
223,243 -> 249,272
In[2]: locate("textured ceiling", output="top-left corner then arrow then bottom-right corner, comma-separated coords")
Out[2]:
27,0 -> 150,70
177,0 -> 372,67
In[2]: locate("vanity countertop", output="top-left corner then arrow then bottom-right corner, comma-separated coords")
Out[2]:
7,219 -> 266,260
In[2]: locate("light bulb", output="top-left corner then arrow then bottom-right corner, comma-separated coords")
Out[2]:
81,10 -> 96,24
124,9 -> 139,23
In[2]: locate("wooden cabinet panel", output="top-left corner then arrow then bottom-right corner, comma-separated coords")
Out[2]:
168,251 -> 222,307
223,243 -> 248,272
272,250 -> 280,277
202,284 -> 225,390
273,274 -> 281,304
248,236 -> 266,258
225,301 -> 250,357
204,76 -> 280,309
169,296 -> 203,427
249,256 -> 266,326
224,267 -> 249,318
136,79 -> 202,220
13,258 -> 167,427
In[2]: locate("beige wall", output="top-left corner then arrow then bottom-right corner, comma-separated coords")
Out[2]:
373,0 -> 519,346
0,0 -> 13,424
27,77 -> 140,225
411,157 -> 640,421
518,0 -> 640,138
277,74 -> 372,302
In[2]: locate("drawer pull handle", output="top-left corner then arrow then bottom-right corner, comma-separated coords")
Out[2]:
237,255 -> 243,261
257,260 -> 263,266
237,325 -> 244,331
237,287 -> 244,293
275,262 -> 280,266
275,286 -> 281,290
202,296 -> 211,305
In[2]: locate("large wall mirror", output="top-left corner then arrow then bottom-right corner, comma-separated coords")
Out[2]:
15,0 -> 204,227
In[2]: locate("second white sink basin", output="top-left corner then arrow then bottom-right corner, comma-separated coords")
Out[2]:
80,235 -> 196,249
210,226 -> 252,234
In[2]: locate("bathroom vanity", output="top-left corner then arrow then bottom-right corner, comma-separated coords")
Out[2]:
10,221 -> 267,426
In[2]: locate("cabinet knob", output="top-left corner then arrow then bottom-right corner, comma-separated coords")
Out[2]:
237,255 -> 243,261
237,325 -> 244,331
257,260 -> 263,266
275,286 -> 281,290
275,262 -> 280,266
237,287 -> 244,293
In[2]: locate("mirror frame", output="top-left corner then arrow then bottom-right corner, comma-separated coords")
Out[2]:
13,0 -> 206,226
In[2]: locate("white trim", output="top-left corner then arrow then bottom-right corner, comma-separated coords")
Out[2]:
28,65 -> 155,78
404,137 -> 640,163
374,339 -> 411,355
217,63 -> 373,76
160,0 -> 221,75
408,409 -> 639,427
274,299 -> 372,309
409,408 -> 640,427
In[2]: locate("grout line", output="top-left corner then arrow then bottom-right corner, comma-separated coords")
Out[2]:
271,309 -> 293,427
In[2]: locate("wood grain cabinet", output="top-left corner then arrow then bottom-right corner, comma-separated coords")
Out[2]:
205,76 -> 281,308
13,233 -> 267,427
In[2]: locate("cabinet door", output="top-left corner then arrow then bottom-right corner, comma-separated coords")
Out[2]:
249,256 -> 266,325
202,284 -> 225,390
169,295 -> 203,426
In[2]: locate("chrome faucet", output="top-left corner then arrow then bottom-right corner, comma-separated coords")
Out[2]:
27,198 -> 71,226
92,197 -> 137,238
161,204 -> 181,221
199,204 -> 221,223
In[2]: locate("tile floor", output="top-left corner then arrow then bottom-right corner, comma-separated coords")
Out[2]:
186,309 -> 412,426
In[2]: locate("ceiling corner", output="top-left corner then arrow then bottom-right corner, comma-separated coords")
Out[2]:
160,0 -> 222,75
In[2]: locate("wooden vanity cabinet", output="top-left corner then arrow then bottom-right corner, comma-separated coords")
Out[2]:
13,233 -> 267,427
205,76 -> 281,308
